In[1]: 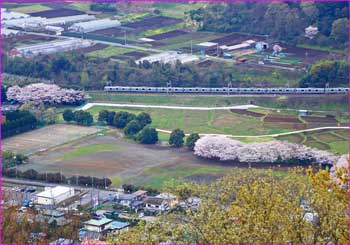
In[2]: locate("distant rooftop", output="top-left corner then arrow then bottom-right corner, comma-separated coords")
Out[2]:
85,218 -> 112,227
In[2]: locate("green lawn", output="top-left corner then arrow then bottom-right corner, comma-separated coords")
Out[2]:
69,2 -> 91,12
297,44 -> 346,54
63,144 -> 122,160
153,2 -> 207,18
87,106 -> 293,136
124,162 -> 289,189
10,4 -> 51,13
87,46 -> 136,58
88,92 -> 349,112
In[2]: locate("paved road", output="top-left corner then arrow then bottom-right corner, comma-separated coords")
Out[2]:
79,102 -> 259,111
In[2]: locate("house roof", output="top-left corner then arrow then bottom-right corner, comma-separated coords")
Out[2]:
110,221 -> 130,230
84,218 -> 112,227
156,193 -> 176,200
133,190 -> 147,196
145,197 -> 164,205
36,186 -> 74,199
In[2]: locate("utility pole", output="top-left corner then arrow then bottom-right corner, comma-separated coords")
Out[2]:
124,31 -> 127,46
217,43 -> 219,57
190,40 -> 193,55
227,81 -> 232,95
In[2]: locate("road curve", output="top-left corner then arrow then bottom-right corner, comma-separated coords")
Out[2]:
157,127 -> 349,138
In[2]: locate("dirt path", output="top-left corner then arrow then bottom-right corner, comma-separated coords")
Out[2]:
156,126 -> 349,138
79,102 -> 259,111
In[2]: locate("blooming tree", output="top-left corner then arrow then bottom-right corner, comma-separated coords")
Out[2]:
6,83 -> 85,105
194,135 -> 338,165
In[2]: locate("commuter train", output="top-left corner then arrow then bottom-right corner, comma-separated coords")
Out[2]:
104,86 -> 349,94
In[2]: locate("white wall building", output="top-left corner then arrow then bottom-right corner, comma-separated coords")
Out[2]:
69,18 -> 121,33
35,186 -> 75,205
136,51 -> 199,65
41,14 -> 96,27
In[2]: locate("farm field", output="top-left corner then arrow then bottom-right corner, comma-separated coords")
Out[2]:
20,132 -> 289,189
86,106 -> 293,136
2,124 -> 102,156
276,129 -> 348,154
10,4 -> 51,13
88,92 -> 349,112
86,46 -> 139,58
85,104 -> 348,154
30,8 -> 85,18
153,2 -> 207,18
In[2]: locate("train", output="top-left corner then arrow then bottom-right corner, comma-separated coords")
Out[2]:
104,86 -> 349,94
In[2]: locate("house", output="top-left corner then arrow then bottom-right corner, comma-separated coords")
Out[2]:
130,200 -> 144,212
144,197 -> 169,214
115,193 -> 137,207
84,218 -> 113,233
133,190 -> 148,200
39,209 -> 70,226
49,238 -> 74,244
156,193 -> 178,208
109,221 -> 130,235
179,196 -> 202,211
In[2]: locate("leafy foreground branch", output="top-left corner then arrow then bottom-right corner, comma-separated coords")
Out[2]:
108,167 -> 349,244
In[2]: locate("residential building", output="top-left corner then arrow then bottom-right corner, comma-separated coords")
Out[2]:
144,197 -> 169,214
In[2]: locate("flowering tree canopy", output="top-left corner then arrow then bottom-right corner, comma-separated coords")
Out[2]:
6,83 -> 85,105
194,135 -> 338,165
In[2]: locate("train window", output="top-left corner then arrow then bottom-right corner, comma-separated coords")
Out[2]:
301,89 -> 304,91
162,88 -> 166,91
148,88 -> 151,90
308,89 -> 311,91
330,89 -> 334,91
142,88 -> 145,90
250,89 -> 254,91
338,89 -> 341,91
216,89 -> 219,91
272,89 -> 275,92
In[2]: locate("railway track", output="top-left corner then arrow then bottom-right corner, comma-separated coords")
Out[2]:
104,86 -> 349,95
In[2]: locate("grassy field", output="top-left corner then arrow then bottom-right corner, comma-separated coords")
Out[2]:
124,162 -> 290,189
88,93 -> 349,112
87,46 -> 136,58
87,106 -> 293,136
10,4 -> 51,13
153,2 -> 207,18
297,44 -> 346,54
69,2 -> 91,12
63,144 -> 122,160
277,129 -> 348,154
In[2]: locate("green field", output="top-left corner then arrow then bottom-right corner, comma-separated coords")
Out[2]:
88,93 -> 349,112
277,129 -> 348,154
124,162 -> 289,189
87,106 -> 293,136
63,144 -> 122,160
87,46 -> 136,58
153,2 -> 207,18
10,4 -> 51,13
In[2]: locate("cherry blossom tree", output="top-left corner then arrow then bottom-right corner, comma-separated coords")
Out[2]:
194,135 -> 338,165
6,83 -> 85,105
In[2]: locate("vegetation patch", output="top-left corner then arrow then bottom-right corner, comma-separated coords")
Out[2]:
10,4 -> 51,13
63,144 -> 122,160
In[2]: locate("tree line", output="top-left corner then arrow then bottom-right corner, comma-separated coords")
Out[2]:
2,110 -> 38,138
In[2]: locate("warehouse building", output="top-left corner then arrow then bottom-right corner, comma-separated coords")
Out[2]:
136,51 -> 199,65
11,39 -> 94,57
69,18 -> 121,33
35,186 -> 75,206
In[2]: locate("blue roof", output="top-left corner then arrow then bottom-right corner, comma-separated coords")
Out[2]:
111,221 -> 129,230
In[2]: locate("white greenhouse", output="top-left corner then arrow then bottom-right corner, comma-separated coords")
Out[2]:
69,18 -> 121,33
35,186 -> 75,206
